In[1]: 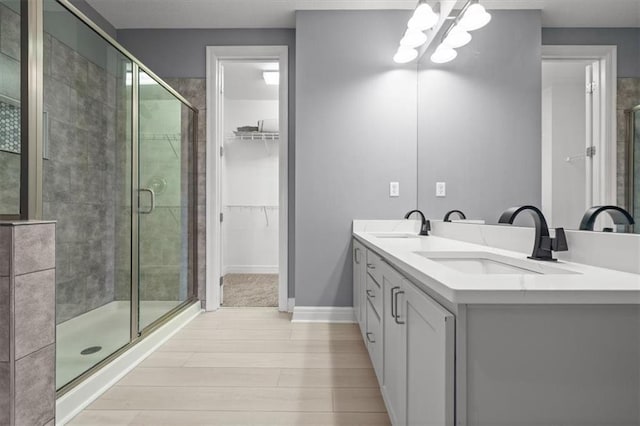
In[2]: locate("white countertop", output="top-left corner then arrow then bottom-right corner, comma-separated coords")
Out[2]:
353,226 -> 640,305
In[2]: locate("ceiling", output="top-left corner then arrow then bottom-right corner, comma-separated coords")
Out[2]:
223,61 -> 280,100
85,0 -> 640,29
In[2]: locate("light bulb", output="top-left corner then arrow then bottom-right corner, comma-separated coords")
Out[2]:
458,3 -> 492,31
393,46 -> 419,64
400,29 -> 428,48
442,25 -> 472,48
430,44 -> 457,64
407,2 -> 439,31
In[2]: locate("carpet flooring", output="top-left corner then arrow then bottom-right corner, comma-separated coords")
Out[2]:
222,274 -> 278,307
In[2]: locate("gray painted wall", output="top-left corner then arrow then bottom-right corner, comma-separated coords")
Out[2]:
295,10 -> 418,307
417,10 -> 542,224
542,28 -> 640,78
117,28 -> 297,296
69,0 -> 117,39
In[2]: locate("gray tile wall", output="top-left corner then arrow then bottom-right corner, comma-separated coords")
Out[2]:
0,3 -> 21,216
616,78 -> 640,209
164,78 -> 207,306
42,31 -> 125,323
0,221 -> 56,426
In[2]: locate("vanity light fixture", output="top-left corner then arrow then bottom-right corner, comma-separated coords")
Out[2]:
458,2 -> 492,31
400,28 -> 429,48
430,44 -> 457,63
263,71 -> 279,85
407,1 -> 440,31
430,0 -> 491,64
442,24 -> 471,48
393,1 -> 440,64
393,46 -> 419,64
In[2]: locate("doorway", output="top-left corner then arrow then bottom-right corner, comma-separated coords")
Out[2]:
206,46 -> 289,311
540,45 -> 617,229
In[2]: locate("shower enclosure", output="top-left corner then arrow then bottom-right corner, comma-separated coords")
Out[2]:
0,0 -> 198,393
627,105 -> 640,233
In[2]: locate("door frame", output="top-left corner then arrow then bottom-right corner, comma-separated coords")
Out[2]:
541,45 -> 618,208
206,45 -> 289,311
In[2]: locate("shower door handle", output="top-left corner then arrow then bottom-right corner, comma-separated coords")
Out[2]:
138,188 -> 156,214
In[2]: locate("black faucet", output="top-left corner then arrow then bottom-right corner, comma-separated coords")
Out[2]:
578,205 -> 635,231
444,209 -> 466,222
404,209 -> 431,236
498,205 -> 568,261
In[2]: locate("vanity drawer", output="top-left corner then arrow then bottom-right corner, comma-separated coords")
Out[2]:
366,298 -> 383,384
366,273 -> 383,317
366,249 -> 384,285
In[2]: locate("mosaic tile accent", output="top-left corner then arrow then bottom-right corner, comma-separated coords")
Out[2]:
0,100 -> 20,154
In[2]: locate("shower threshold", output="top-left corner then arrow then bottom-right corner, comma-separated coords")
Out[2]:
56,300 -> 181,389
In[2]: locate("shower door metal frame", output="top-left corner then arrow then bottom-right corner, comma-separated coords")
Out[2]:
19,0 -> 202,396
626,105 -> 639,223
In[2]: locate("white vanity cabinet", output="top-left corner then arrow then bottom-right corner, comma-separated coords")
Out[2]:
353,238 -> 455,426
352,239 -> 366,338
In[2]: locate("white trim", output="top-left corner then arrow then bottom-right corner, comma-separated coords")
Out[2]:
206,46 -> 289,313
291,306 -> 356,323
541,45 -> 618,208
56,303 -> 202,425
223,265 -> 279,275
287,298 -> 295,312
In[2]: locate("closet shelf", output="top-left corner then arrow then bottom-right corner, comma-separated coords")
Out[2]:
227,133 -> 279,141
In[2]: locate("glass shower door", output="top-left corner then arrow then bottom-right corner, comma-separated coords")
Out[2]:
137,70 -> 194,332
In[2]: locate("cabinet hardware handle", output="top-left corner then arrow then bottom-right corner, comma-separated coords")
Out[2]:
366,263 -> 375,269
390,286 -> 400,318
366,332 -> 375,343
366,289 -> 375,298
354,247 -> 360,264
394,290 -> 405,325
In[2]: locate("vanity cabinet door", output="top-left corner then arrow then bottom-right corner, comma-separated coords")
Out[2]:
382,264 -> 407,426
353,239 -> 367,338
401,281 -> 455,426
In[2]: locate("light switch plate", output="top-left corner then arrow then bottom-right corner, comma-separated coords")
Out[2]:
390,182 -> 400,197
436,182 -> 446,197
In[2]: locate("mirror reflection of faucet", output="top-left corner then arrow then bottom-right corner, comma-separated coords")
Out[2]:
443,209 -> 466,222
579,206 -> 635,232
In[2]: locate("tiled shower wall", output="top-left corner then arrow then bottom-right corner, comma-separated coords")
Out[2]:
42,31 -> 122,323
164,78 -> 207,305
617,78 -> 640,209
0,3 -> 20,216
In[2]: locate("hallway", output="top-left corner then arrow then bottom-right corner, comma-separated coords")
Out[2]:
69,309 -> 390,425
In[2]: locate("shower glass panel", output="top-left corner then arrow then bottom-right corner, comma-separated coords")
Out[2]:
137,70 -> 193,331
42,0 -> 133,390
0,0 -> 21,216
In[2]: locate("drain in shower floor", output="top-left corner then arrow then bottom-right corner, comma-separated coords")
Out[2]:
80,346 -> 102,355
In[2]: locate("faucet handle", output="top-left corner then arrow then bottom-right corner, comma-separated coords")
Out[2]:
552,228 -> 568,252
419,219 -> 431,235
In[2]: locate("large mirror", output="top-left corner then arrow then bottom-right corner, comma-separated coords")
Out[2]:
417,1 -> 640,233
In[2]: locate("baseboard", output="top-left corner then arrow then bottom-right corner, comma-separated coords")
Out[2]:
291,306 -> 356,323
56,302 -> 202,425
223,265 -> 279,275
287,298 -> 295,312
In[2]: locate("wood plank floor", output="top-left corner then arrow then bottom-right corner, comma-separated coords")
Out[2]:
69,308 -> 390,425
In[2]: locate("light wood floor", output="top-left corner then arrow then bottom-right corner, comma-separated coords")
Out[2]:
69,308 -> 390,425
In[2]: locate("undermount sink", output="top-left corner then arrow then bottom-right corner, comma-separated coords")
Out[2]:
414,251 -> 579,275
370,232 -> 419,239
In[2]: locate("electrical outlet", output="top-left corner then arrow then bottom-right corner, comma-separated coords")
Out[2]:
390,182 -> 400,197
436,182 -> 446,197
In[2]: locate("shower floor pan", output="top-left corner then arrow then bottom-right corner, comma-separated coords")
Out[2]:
56,300 -> 181,389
